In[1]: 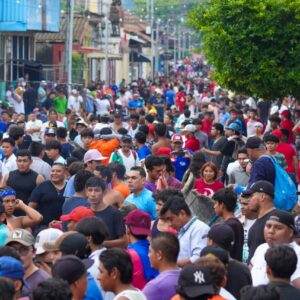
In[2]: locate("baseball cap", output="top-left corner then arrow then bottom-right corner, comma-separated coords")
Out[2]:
76,119 -> 87,127
60,206 -> 94,222
125,209 -> 151,236
5,229 -> 35,247
99,127 -> 113,135
242,180 -> 274,197
83,149 -> 107,163
59,232 -> 90,259
0,256 -> 24,279
205,224 -> 235,250
201,246 -> 229,265
219,104 -> 226,110
268,210 -> 296,232
114,111 -> 122,118
121,134 -> 133,142
170,105 -> 177,110
171,134 -> 183,143
35,228 -> 63,255
245,136 -> 264,149
271,129 -> 283,138
52,255 -> 93,285
45,128 -> 56,135
254,122 -> 263,128
157,147 -> 172,156
177,264 -> 215,298
182,124 -> 197,132
225,122 -> 240,132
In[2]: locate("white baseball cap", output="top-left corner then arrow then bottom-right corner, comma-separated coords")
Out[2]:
182,124 -> 197,132
35,228 -> 63,255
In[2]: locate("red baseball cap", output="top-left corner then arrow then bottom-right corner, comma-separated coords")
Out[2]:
157,147 -> 171,156
271,129 -> 283,138
60,206 -> 94,222
171,134 -> 183,143
125,209 -> 151,235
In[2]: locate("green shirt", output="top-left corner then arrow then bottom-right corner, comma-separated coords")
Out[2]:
54,96 -> 67,114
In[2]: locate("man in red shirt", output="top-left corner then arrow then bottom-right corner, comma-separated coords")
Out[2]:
272,129 -> 298,183
182,124 -> 200,152
175,87 -> 186,113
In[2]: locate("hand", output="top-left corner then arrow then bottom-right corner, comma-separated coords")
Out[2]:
200,148 -> 207,153
15,199 -> 23,209
184,150 -> 192,158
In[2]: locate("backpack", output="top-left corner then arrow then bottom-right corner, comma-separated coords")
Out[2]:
268,155 -> 297,211
232,137 -> 245,160
113,149 -> 137,165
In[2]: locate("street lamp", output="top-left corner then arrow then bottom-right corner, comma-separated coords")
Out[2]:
101,16 -> 109,86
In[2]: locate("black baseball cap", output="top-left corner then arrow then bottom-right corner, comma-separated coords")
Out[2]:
245,136 -> 264,149
121,134 -> 132,142
52,255 -> 93,285
268,210 -> 296,233
201,246 -> 229,265
177,264 -> 215,298
99,127 -> 113,135
242,180 -> 274,198
204,223 -> 234,251
59,232 -> 90,259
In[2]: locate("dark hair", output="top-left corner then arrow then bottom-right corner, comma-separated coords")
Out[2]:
46,140 -> 62,154
94,165 -> 112,183
16,149 -> 31,159
269,115 -> 281,123
212,123 -> 224,135
74,170 -> 93,192
0,246 -> 21,261
66,156 -> 80,167
264,134 -> 280,144
130,166 -> 146,178
32,278 -> 72,300
196,256 -> 226,294
145,155 -> 164,171
265,244 -> 297,279
237,147 -> 247,155
76,217 -> 108,245
240,285 -> 280,300
108,162 -> 126,180
9,126 -> 24,140
213,188 -> 237,212
48,108 -> 57,115
138,124 -> 149,135
154,123 -> 167,137
189,151 -> 206,177
2,137 -> 15,147
85,176 -> 106,191
153,189 -> 183,204
145,114 -> 154,124
81,128 -> 94,138
135,131 -> 147,144
118,127 -> 128,135
281,128 -> 289,139
129,113 -> 139,121
100,248 -> 133,284
183,109 -> 191,118
200,162 -> 219,181
56,127 -> 68,139
151,232 -> 179,263
68,161 -> 84,176
29,141 -> 44,156
160,196 -> 191,216
0,279 -> 15,300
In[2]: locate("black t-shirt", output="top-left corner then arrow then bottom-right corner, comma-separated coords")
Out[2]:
220,139 -> 235,157
269,281 -> 300,299
247,208 -> 279,262
225,259 -> 252,299
29,181 -> 66,229
211,136 -> 227,168
225,217 -> 244,262
94,206 -> 125,240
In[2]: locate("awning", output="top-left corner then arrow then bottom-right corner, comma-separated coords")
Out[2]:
130,52 -> 150,63
127,33 -> 146,44
86,52 -> 122,60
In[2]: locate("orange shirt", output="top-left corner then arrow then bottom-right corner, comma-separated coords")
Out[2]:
171,294 -> 225,300
90,139 -> 120,165
113,181 -> 130,199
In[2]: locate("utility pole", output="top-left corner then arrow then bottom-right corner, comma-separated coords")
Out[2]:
150,0 -> 154,81
104,15 -> 109,85
173,26 -> 176,68
64,0 -> 74,93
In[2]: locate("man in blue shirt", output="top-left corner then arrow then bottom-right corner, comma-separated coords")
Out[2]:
125,167 -> 157,220
165,85 -> 175,108
135,131 -> 151,165
128,93 -> 144,111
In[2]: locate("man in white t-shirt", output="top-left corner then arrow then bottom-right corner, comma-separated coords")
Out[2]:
1,138 -> 17,176
26,113 -> 43,141
94,95 -> 111,116
250,210 -> 300,288
67,89 -> 83,113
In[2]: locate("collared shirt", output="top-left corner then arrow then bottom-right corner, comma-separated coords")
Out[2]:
177,217 -> 209,263
2,154 -> 17,175
125,189 -> 157,220
30,156 -> 51,180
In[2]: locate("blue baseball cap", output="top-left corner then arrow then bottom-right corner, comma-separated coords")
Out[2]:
0,256 -> 24,279
225,122 -> 240,132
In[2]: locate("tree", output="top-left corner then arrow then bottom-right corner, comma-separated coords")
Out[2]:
188,0 -> 300,99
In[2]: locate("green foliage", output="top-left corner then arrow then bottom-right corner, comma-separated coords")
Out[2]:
188,0 -> 300,99
72,52 -> 83,83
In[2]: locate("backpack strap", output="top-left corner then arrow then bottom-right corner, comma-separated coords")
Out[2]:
127,248 -> 147,289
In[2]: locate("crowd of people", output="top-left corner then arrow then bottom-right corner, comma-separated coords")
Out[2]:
1,60 -> 300,300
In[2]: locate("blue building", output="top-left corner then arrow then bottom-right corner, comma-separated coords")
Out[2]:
0,0 -> 61,83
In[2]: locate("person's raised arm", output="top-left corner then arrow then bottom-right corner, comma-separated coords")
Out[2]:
17,199 -> 43,228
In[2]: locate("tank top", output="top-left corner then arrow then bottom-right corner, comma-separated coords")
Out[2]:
7,169 -> 38,205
